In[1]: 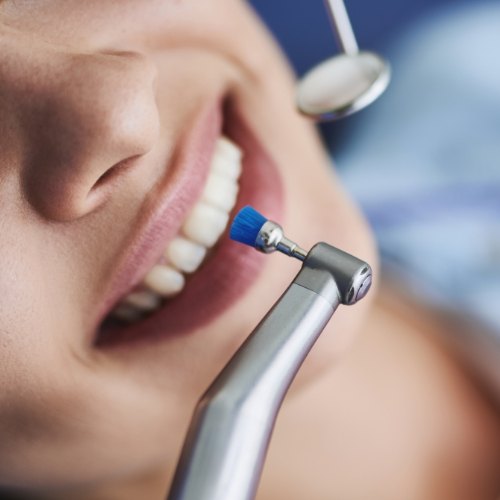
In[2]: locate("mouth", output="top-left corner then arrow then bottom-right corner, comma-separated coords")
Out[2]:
95,98 -> 284,347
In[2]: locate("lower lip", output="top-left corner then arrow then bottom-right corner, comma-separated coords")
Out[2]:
97,102 -> 284,346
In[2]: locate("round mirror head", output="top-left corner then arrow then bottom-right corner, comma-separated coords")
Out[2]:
296,51 -> 390,121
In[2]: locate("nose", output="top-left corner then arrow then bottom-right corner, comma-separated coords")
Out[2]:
20,50 -> 160,221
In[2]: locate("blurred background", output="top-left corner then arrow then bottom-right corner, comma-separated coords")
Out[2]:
250,0 -> 457,75
250,0 -> 500,391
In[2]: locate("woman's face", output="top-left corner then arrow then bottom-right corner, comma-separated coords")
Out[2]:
0,0 -> 375,493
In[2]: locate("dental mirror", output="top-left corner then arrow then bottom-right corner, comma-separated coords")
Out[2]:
297,0 -> 391,121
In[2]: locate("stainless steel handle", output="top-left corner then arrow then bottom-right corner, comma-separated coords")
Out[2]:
167,280 -> 339,500
167,242 -> 372,500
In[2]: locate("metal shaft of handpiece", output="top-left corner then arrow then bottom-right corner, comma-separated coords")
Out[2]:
256,221 -> 307,262
167,269 -> 340,500
276,237 -> 308,261
323,0 -> 359,55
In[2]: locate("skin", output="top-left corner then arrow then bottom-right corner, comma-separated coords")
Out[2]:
0,1 -> 498,498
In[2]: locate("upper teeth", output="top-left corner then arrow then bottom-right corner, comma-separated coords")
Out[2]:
111,135 -> 243,322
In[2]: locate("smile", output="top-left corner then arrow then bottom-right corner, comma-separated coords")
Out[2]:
95,98 -> 284,347
111,135 -> 243,322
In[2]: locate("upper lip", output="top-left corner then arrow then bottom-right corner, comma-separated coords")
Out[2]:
91,98 -> 224,339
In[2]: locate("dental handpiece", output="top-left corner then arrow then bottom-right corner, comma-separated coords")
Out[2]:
167,206 -> 372,500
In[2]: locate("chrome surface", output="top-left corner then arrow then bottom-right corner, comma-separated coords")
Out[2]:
296,0 -> 391,120
167,282 -> 337,500
167,242 -> 372,500
324,0 -> 358,55
255,221 -> 307,261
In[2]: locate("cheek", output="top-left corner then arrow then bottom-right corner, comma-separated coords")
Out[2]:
0,230 -> 76,348
0,225 -> 88,485
0,321 -> 172,490
0,320 -> 86,487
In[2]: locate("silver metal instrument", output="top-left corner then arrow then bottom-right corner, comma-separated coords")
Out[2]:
297,0 -> 391,120
167,237 -> 372,500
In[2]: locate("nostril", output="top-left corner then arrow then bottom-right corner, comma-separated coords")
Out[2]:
81,155 -> 141,219
92,155 -> 139,191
